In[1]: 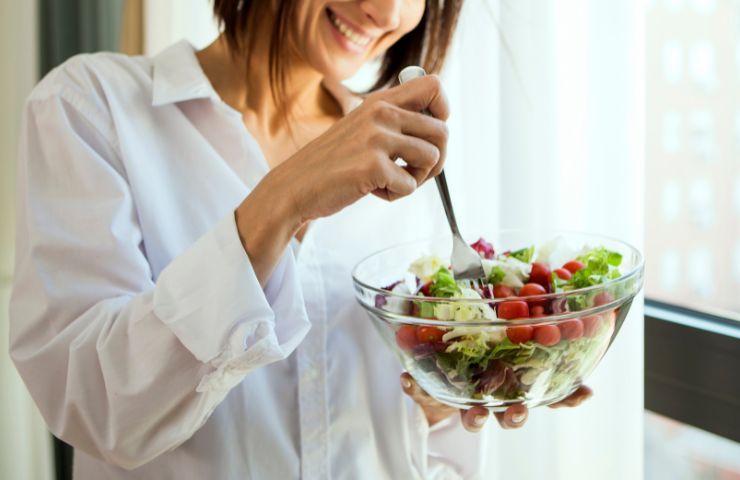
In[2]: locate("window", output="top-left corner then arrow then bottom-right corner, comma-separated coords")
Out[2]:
645,411 -> 740,479
645,3 -> 740,478
646,0 -> 740,317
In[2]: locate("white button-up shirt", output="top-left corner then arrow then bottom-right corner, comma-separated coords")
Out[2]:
10,41 -> 486,479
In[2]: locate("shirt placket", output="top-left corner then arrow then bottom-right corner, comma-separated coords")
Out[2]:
295,236 -> 330,479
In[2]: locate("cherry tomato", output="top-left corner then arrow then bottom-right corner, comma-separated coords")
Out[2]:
582,316 -> 602,338
493,284 -> 514,298
497,301 -> 530,320
593,291 -> 615,306
529,262 -> 552,291
530,305 -> 546,317
563,260 -> 585,274
419,282 -> 433,297
519,283 -> 547,297
507,325 -> 534,344
554,268 -> 572,280
396,325 -> 419,351
558,319 -> 584,339
416,326 -> 446,344
519,282 -> 548,308
533,324 -> 561,346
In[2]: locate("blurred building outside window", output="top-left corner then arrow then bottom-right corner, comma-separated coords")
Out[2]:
645,0 -> 740,478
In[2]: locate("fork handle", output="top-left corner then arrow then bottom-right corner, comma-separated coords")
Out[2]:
397,67 -> 464,242
434,171 -> 462,240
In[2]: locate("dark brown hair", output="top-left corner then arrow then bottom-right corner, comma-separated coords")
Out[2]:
213,0 -> 463,108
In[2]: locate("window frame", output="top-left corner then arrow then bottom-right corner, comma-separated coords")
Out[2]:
644,299 -> 740,443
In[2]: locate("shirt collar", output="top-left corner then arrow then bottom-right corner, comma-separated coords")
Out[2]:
151,40 -> 219,107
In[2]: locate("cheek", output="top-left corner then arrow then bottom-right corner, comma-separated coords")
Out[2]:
401,0 -> 426,31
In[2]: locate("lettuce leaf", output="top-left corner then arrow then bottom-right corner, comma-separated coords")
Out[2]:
429,266 -> 461,298
488,266 -> 506,285
567,247 -> 623,289
510,246 -> 535,263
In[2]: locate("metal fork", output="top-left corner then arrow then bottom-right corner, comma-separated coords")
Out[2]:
398,66 -> 486,282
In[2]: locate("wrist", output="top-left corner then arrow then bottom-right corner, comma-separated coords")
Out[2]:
235,178 -> 304,285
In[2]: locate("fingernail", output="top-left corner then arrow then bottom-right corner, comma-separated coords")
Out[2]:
474,414 -> 487,427
401,378 -> 412,390
511,413 -> 526,424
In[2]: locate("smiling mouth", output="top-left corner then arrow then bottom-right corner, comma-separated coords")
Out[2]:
326,9 -> 372,47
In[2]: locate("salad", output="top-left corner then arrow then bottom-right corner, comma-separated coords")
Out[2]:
375,237 -> 625,404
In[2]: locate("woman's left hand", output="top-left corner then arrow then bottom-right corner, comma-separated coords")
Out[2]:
400,372 -> 593,432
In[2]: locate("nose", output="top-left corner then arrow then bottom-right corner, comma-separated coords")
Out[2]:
359,0 -> 402,31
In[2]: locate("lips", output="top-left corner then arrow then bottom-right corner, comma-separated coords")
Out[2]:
326,9 -> 371,47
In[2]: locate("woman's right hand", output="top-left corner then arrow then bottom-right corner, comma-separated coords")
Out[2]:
236,75 -> 450,283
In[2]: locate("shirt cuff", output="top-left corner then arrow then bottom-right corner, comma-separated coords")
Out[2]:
152,212 -> 311,392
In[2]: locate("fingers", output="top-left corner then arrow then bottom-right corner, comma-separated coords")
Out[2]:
400,372 -> 436,406
361,90 -> 449,190
369,104 -> 447,184
461,406 -> 490,432
383,75 -> 450,121
401,373 -> 459,426
395,110 -> 448,180
493,404 -> 529,429
385,133 -> 441,186
373,160 -> 418,201
402,372 -> 589,435
401,374 -> 525,432
462,403 -> 529,431
548,385 -> 593,409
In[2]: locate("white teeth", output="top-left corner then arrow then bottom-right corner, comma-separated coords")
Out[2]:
328,11 -> 371,47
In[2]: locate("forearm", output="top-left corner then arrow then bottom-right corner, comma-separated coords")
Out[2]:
235,170 -> 305,286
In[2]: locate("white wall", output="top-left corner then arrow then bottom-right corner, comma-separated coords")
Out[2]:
463,1 -> 646,479
144,0 -> 220,55
0,0 -> 54,478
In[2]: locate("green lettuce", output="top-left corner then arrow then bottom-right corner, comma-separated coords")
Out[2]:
509,246 -> 535,263
429,267 -> 461,298
488,266 -> 506,285
562,247 -> 624,289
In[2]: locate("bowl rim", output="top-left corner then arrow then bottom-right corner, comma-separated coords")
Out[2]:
363,295 -> 630,326
351,229 -> 644,323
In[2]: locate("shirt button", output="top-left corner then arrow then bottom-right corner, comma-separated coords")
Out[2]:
305,367 -> 319,382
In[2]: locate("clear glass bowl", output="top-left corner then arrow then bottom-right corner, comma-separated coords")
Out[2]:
352,231 -> 644,411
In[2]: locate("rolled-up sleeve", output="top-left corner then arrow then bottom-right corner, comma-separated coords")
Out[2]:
153,213 -> 310,393
9,76 -> 310,470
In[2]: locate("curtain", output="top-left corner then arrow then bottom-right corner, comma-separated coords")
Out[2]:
0,1 -> 55,479
442,0 -> 646,478
120,0 -> 144,56
38,0 -> 125,76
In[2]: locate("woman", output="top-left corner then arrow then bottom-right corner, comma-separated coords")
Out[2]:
10,1 -> 590,478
